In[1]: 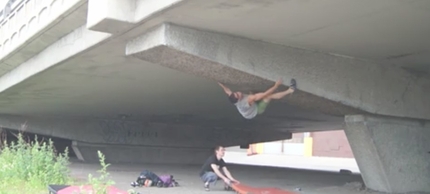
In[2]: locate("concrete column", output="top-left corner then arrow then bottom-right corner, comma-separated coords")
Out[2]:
344,115 -> 430,193
86,0 -> 136,34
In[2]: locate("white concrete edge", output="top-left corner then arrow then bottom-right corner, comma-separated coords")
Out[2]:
0,0 -> 86,62
0,26 -> 111,93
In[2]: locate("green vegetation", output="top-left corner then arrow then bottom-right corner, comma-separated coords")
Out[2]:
0,128 -> 127,194
0,130 -> 72,194
85,150 -> 115,194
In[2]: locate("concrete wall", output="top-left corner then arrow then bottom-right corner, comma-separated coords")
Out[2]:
73,141 -> 215,165
262,141 -> 304,156
0,114 -> 292,164
311,130 -> 354,158
235,131 -> 354,158
262,133 -> 305,155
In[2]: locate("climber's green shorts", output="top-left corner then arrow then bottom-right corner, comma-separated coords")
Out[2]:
256,100 -> 270,115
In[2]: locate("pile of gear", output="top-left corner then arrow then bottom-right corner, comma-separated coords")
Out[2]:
130,170 -> 179,188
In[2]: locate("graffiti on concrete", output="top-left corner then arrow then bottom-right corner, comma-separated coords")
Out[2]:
99,119 -> 158,144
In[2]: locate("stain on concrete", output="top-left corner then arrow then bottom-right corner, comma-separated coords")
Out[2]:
130,45 -> 274,90
99,119 -> 159,144
211,2 -> 241,10
402,66 -> 430,78
386,52 -> 419,60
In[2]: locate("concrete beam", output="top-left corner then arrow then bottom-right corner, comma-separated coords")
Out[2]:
126,23 -> 430,120
87,0 -> 136,34
0,114 -> 291,164
73,141 -> 214,165
87,0 -> 185,34
0,0 -> 87,76
0,26 -> 110,94
0,114 -> 291,148
344,115 -> 430,193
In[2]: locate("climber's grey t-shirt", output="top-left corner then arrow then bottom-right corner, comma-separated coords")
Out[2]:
234,94 -> 257,119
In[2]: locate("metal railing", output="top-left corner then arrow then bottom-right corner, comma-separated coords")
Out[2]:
0,0 -> 56,54
0,0 -> 23,23
0,0 -> 31,51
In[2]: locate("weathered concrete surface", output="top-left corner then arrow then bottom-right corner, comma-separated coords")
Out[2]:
0,0 -> 88,76
86,0 -> 185,34
344,115 -> 430,193
72,141 -> 215,165
0,114 -> 292,164
0,25 -> 111,94
0,114 -> 291,146
0,0 -> 428,131
0,22 -> 345,134
127,23 -> 430,120
87,0 -> 136,34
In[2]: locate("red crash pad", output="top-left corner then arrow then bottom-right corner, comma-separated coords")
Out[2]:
48,184 -> 128,194
231,183 -> 297,194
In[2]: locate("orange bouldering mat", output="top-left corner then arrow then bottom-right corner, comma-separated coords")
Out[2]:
230,183 -> 297,194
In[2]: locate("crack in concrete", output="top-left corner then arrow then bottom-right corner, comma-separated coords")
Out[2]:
401,75 -> 415,102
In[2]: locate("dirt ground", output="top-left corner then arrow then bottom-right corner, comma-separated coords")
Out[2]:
67,158 -> 388,194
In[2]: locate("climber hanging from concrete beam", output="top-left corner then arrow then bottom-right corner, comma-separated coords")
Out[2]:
218,78 -> 296,119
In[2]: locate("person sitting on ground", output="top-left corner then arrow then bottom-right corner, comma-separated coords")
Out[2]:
199,146 -> 240,191
218,78 -> 297,119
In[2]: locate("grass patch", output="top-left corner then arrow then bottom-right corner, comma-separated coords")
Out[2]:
0,129 -> 72,194
0,126 -> 133,194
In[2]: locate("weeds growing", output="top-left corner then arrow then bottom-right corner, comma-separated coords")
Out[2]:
0,127 -> 126,194
84,150 -> 116,194
0,129 -> 72,194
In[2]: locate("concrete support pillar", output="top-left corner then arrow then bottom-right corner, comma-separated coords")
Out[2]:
86,0 -> 136,34
344,115 -> 430,193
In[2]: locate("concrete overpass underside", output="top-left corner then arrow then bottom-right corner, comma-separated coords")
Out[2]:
0,0 -> 429,193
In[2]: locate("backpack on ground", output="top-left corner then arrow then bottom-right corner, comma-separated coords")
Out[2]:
130,170 -> 179,188
156,174 -> 180,188
131,170 -> 161,187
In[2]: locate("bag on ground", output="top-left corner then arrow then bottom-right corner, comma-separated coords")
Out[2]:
157,174 -> 180,187
130,170 -> 179,188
